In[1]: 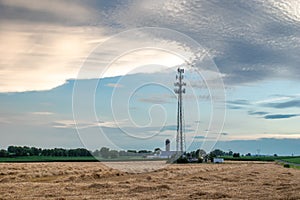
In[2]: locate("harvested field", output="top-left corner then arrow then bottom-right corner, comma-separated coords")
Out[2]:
0,161 -> 299,199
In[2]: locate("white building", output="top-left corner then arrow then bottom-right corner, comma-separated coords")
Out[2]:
213,158 -> 224,163
147,139 -> 177,159
157,150 -> 177,159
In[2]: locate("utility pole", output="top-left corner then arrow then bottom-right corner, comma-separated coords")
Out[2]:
174,68 -> 186,153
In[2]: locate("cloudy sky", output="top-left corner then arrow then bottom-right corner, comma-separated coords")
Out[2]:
0,0 -> 300,155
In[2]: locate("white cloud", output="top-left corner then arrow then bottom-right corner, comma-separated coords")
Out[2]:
31,112 -> 54,115
102,49 -> 185,78
224,133 -> 300,140
0,22 -> 105,92
254,97 -> 292,105
105,83 -> 124,88
0,24 -> 187,92
0,0 -> 95,23
53,120 -> 122,129
265,0 -> 300,23
0,117 -> 11,124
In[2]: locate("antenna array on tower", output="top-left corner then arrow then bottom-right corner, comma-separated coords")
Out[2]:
174,67 -> 186,153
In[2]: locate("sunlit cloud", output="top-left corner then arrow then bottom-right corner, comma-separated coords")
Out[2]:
0,0 -> 96,23
266,0 -> 300,23
0,22 -> 103,92
102,49 -> 184,78
31,112 -> 54,116
52,119 -> 123,130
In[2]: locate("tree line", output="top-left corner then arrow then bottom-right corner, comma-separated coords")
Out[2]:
0,146 -> 153,158
92,147 -> 152,159
0,146 -> 92,157
175,149 -> 241,163
0,145 -> 244,160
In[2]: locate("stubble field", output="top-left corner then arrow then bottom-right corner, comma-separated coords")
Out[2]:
0,161 -> 299,199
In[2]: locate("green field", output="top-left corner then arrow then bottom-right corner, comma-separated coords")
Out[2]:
281,157 -> 300,164
222,156 -> 275,162
222,156 -> 300,162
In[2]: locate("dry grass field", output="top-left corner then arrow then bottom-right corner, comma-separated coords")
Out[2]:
0,161 -> 299,200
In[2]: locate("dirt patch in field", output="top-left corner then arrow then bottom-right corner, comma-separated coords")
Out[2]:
0,161 -> 299,199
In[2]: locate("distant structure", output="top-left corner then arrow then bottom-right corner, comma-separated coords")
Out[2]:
147,140 -> 176,159
213,158 -> 224,163
165,139 -> 170,151
174,67 -> 186,153
157,139 -> 177,159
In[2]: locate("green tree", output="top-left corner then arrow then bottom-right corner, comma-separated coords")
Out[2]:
210,149 -> 225,157
138,150 -> 151,154
196,149 -> 207,158
31,147 -> 41,156
41,149 -> 51,156
176,155 -> 188,163
7,146 -> 16,154
0,149 -> 8,157
233,153 -> 240,157
127,150 -> 137,153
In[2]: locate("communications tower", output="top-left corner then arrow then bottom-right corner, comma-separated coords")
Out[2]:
174,68 -> 186,153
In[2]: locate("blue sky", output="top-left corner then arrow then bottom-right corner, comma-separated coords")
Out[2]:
0,0 -> 300,155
